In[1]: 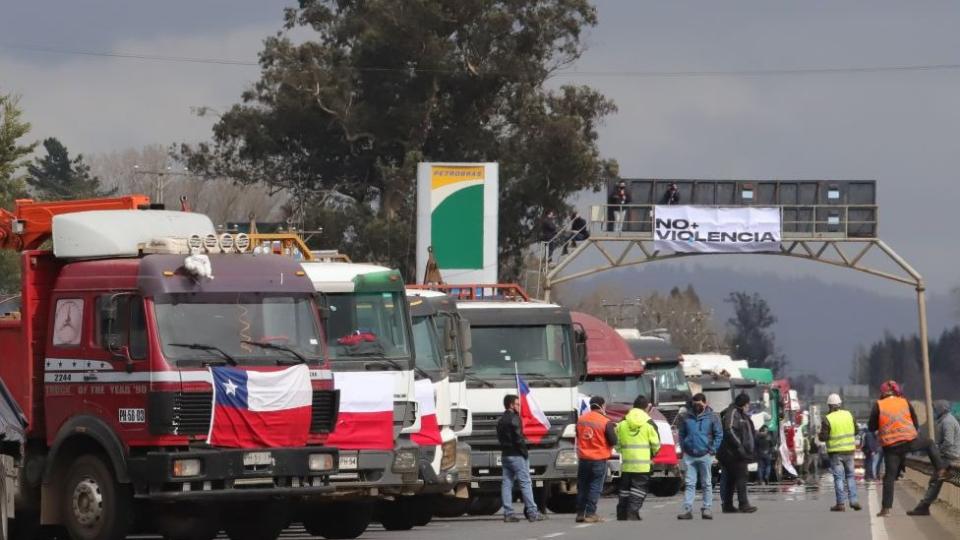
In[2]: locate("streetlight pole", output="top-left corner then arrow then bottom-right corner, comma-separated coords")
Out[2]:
132,165 -> 196,205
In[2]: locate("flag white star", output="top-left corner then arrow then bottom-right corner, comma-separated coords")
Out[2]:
223,378 -> 238,396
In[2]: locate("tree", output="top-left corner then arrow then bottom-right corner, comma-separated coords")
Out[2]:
27,138 -> 116,200
0,94 -> 37,296
179,0 -> 617,279
725,291 -> 787,375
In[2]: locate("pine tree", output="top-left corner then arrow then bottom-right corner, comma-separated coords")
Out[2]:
27,138 -> 116,200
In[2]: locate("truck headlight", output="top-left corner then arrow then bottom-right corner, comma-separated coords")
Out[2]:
456,447 -> 471,470
441,440 -> 457,471
309,453 -> 335,472
555,449 -> 578,468
172,458 -> 202,477
392,448 -> 419,473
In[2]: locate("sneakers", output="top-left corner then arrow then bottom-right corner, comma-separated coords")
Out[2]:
582,515 -> 603,523
850,502 -> 862,511
527,513 -> 546,523
677,511 -> 694,520
876,508 -> 892,518
739,506 -> 758,514
701,509 -> 714,520
504,515 -> 521,523
830,504 -> 845,512
907,505 -> 931,516
575,514 -> 585,523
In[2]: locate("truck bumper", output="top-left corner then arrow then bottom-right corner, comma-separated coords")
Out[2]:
128,447 -> 338,501
327,448 -> 420,498
467,448 -> 578,494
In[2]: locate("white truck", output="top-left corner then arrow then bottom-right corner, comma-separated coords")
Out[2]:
430,285 -> 586,515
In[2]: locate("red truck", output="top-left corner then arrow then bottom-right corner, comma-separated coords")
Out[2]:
573,314 -> 682,497
0,197 -> 340,540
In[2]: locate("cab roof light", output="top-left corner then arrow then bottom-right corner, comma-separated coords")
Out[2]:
163,271 -> 175,277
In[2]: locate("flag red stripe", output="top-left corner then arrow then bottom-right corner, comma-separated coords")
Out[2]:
411,413 -> 442,446
520,394 -> 549,443
209,404 -> 311,448
326,411 -> 395,450
653,444 -> 679,466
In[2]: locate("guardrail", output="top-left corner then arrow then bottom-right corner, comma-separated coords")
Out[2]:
904,456 -> 960,511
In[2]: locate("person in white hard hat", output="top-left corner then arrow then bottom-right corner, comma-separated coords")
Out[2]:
818,393 -> 860,512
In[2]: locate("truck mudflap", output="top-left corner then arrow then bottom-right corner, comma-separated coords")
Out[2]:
467,448 -> 578,492
328,448 -> 421,497
127,447 -> 338,501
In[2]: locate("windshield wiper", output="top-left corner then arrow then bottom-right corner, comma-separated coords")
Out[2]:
242,340 -> 308,365
169,343 -> 238,367
465,373 -> 495,388
524,372 -> 564,387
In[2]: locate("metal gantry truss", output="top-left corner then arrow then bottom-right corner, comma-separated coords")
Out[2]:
539,236 -> 936,439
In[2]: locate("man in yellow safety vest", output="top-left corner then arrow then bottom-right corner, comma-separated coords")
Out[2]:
614,395 -> 661,521
818,393 -> 860,512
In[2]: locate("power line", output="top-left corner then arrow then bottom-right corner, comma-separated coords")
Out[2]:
3,43 -> 960,78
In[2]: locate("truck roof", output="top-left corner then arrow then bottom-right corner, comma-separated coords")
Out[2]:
571,312 -> 643,375
300,262 -> 402,293
456,302 -> 571,326
52,210 -> 216,259
622,337 -> 682,364
406,289 -> 458,318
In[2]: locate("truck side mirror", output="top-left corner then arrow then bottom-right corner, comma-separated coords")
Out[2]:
573,323 -> 588,380
459,318 -> 473,369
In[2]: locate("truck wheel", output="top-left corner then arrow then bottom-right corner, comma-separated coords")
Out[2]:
303,502 -> 372,539
224,503 -> 287,540
466,496 -> 500,516
376,499 -> 416,531
412,497 -> 434,527
157,505 -> 221,540
62,455 -> 132,540
545,493 -> 577,514
648,477 -> 681,497
433,497 -> 469,518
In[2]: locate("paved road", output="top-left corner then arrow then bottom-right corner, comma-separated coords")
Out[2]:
133,476 -> 959,540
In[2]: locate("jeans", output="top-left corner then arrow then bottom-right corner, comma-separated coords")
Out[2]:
682,454 -> 714,513
864,452 -> 881,480
829,453 -> 858,505
575,459 -> 607,516
758,457 -> 773,483
719,457 -> 750,509
613,210 -> 626,233
501,455 -> 539,518
882,438 -> 944,510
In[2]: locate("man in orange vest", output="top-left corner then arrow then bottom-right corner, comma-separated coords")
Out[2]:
868,380 -> 950,517
575,396 -> 618,523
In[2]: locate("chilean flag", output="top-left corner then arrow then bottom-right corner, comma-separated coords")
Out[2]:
207,365 -> 312,448
411,379 -> 442,446
517,375 -> 550,443
326,372 -> 395,450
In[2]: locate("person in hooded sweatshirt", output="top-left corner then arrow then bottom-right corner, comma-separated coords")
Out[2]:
677,393 -> 723,520
907,400 -> 960,516
614,395 -> 661,521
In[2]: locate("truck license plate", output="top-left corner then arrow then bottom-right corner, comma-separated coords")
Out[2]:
339,455 -> 359,470
495,456 -> 502,466
243,452 -> 274,467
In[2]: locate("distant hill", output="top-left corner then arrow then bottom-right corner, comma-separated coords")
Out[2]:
554,263 -> 955,384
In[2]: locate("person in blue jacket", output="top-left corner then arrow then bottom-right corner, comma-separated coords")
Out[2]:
677,393 -> 723,520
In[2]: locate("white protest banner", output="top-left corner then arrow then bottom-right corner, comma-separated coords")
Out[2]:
653,206 -> 781,253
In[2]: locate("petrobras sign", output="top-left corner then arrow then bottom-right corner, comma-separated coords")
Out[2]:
653,206 -> 781,253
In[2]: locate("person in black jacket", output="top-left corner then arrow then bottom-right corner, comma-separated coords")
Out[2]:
718,393 -> 758,514
661,183 -> 681,205
498,395 -> 545,522
568,210 -> 590,250
607,182 -> 631,232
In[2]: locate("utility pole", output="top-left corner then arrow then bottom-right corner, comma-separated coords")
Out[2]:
132,165 -> 197,205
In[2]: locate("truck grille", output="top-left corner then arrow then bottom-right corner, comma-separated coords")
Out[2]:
451,408 -> 469,432
156,390 -> 339,436
463,412 -> 574,450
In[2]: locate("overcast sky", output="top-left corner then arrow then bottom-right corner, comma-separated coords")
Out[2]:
3,0 -> 960,295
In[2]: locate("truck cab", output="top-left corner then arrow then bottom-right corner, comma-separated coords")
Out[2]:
299,262 -> 422,535
436,285 -> 586,515
0,201 -> 340,540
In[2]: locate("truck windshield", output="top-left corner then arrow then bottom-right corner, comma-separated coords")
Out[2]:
580,376 -> 646,405
324,292 -> 411,362
646,364 -> 689,394
155,293 -> 322,365
412,316 -> 443,372
470,324 -> 573,380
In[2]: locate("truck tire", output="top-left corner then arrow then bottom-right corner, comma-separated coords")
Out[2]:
648,477 -> 681,497
156,504 -> 221,540
61,454 -> 132,540
544,493 -> 576,514
466,496 -> 500,516
303,502 -> 372,539
433,497 -> 469,518
224,502 -> 287,540
376,499 -> 416,531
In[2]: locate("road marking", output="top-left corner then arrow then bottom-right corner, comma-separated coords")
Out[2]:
542,533 -> 565,538
868,486 -> 889,540
574,524 -> 591,528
